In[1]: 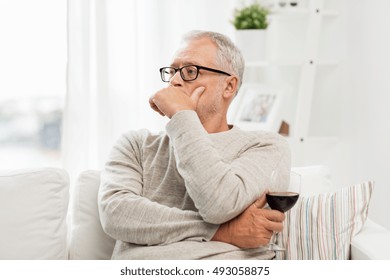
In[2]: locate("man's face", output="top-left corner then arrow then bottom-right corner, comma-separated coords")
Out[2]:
169,37 -> 229,122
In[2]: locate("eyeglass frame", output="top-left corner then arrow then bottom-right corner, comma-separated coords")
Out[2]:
159,65 -> 231,82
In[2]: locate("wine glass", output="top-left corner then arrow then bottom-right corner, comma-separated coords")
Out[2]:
266,170 -> 301,251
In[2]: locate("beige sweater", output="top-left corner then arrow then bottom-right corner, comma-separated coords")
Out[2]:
98,110 -> 290,259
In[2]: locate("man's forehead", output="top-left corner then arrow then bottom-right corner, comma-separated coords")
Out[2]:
171,48 -> 199,66
171,38 -> 217,66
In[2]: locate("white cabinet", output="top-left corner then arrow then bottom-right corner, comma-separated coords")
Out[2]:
232,0 -> 344,164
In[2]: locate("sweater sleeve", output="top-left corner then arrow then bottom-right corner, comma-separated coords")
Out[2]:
166,110 -> 291,224
97,131 -> 219,246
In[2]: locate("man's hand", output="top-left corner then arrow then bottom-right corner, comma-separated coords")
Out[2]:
211,194 -> 285,249
149,86 -> 205,118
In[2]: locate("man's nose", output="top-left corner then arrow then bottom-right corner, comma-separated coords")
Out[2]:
169,71 -> 183,87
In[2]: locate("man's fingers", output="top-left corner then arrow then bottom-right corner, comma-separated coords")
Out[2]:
190,86 -> 205,103
264,219 -> 284,233
149,97 -> 165,116
263,209 -> 285,223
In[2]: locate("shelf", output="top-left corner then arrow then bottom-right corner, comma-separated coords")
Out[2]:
269,9 -> 310,19
269,9 -> 339,20
240,0 -> 342,149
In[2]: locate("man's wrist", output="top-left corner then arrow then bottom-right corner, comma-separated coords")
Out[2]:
169,108 -> 195,119
211,223 -> 231,244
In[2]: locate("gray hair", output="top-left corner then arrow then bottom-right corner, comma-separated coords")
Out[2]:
182,30 -> 245,92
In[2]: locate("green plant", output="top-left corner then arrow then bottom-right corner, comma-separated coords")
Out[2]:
232,2 -> 269,30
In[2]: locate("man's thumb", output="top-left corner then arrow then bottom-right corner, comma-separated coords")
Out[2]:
191,86 -> 205,102
254,193 -> 267,209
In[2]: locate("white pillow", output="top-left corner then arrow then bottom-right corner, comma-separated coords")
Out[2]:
0,168 -> 69,259
276,181 -> 374,260
69,170 -> 115,259
292,165 -> 335,195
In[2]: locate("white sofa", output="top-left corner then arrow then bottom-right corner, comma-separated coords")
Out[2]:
0,166 -> 389,260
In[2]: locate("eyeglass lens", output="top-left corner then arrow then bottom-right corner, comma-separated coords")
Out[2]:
161,66 -> 198,82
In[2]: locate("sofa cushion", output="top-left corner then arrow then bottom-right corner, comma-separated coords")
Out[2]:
292,165 -> 336,195
0,168 -> 69,259
276,181 -> 374,260
69,170 -> 115,259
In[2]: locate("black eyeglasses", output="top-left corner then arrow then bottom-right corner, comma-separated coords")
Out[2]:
159,65 -> 231,82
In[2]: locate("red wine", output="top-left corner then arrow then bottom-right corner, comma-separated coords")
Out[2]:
266,192 -> 299,212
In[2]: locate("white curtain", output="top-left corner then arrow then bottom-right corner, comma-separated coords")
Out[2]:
62,0 -> 235,179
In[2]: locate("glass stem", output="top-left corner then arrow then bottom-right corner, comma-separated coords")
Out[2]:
272,232 -> 279,247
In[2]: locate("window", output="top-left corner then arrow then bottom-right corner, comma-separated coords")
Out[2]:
0,0 -> 66,169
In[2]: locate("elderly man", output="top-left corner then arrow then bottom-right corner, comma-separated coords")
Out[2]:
98,30 -> 290,259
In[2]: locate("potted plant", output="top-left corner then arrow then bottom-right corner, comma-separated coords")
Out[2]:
232,2 -> 270,62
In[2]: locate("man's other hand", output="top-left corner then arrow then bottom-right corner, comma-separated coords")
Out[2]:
211,194 -> 285,249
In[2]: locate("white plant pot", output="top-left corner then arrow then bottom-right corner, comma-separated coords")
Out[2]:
235,29 -> 267,62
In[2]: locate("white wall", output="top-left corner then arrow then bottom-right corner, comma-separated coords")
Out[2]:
309,0 -> 390,230
342,0 -> 390,230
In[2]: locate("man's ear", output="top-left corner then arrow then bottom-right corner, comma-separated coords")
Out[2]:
223,76 -> 239,99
